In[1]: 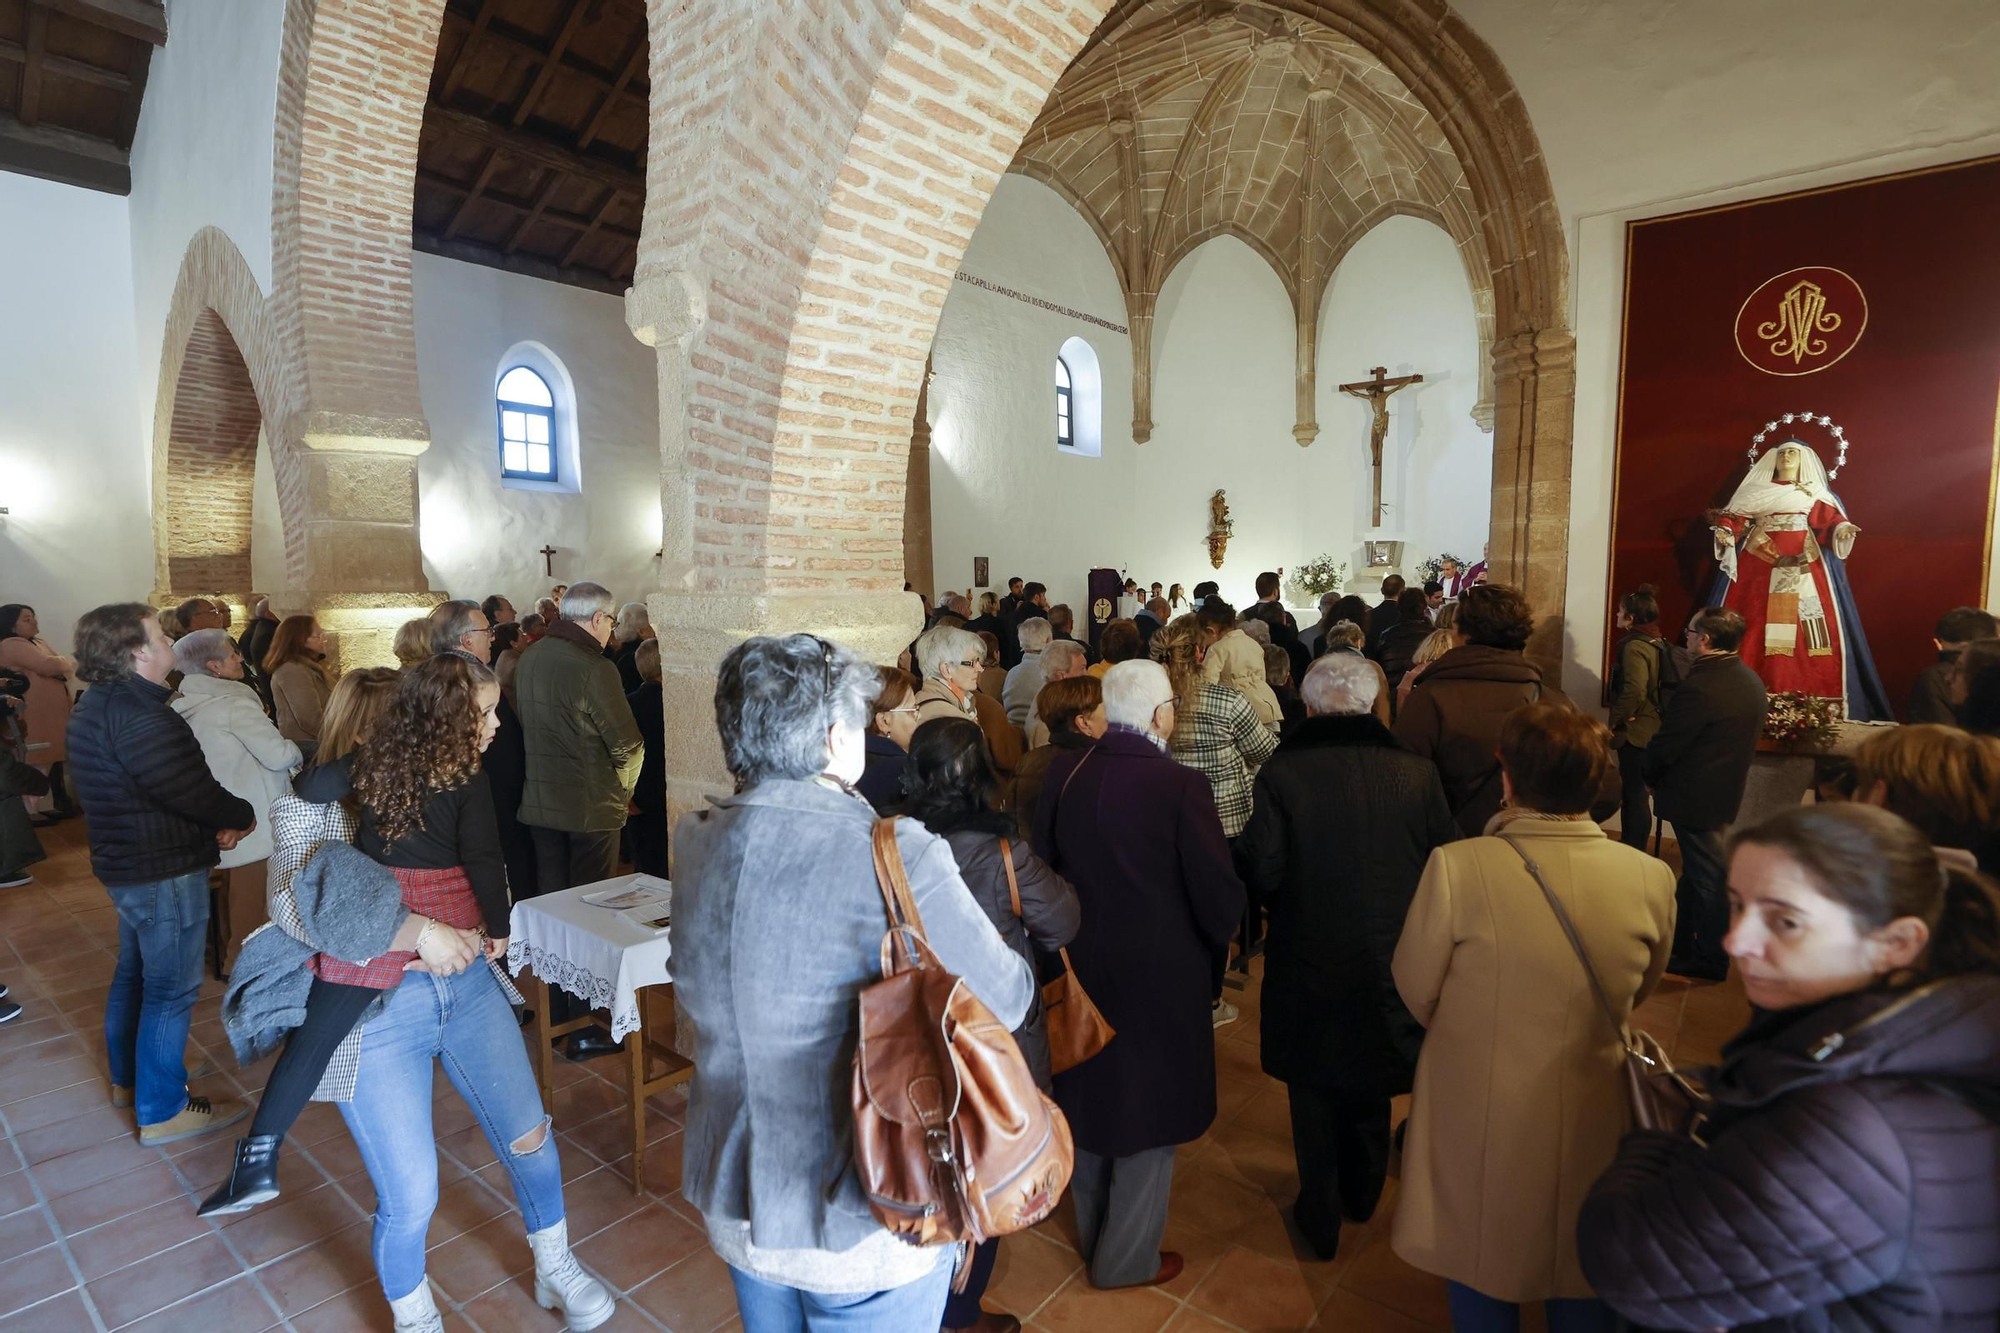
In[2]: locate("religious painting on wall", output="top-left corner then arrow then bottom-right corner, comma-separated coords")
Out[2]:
1606,155 -> 2000,720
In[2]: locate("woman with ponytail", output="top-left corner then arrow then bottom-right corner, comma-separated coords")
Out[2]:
1578,802 -> 2000,1331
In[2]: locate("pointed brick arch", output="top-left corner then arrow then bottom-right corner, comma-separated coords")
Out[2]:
150,227 -> 301,605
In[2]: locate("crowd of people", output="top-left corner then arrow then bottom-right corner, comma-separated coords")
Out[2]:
4,567 -> 1997,1332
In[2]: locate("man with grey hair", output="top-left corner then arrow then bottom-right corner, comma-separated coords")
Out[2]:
513,579 -> 644,1059
1031,656 -> 1244,1289
1301,591 -> 1343,657
1024,640 -> 1089,749
1236,650 -> 1456,1259
1003,616 -> 1054,728
428,600 -> 491,662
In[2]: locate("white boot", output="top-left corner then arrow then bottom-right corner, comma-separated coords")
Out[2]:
388,1278 -> 445,1333
528,1218 -> 615,1331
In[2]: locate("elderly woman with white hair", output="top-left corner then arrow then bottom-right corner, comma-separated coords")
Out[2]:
168,628 -> 303,970
1031,659 -> 1246,1291
1236,652 -> 1457,1260
1319,620 -> 1393,726
913,622 -> 1025,776
671,634 -> 1032,1330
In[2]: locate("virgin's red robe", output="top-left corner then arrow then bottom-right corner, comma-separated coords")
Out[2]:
1714,493 -> 1848,701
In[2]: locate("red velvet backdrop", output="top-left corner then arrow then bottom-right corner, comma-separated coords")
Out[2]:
1609,156 -> 2000,715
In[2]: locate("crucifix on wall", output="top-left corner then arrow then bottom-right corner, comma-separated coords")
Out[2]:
1338,366 -> 1423,526
539,545 -> 558,576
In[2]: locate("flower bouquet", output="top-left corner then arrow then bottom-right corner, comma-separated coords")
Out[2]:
1291,554 -> 1347,600
1762,691 -> 1843,748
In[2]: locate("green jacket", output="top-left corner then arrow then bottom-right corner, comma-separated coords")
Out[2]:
1610,632 -> 1665,748
513,624 -> 645,832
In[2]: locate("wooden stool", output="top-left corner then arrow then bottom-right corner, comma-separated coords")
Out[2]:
527,976 -> 694,1195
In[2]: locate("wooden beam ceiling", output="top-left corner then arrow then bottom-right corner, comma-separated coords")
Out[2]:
0,0 -> 164,192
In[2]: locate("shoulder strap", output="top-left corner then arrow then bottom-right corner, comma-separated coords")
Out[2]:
1057,746 -> 1095,801
872,817 -> 929,968
1498,833 -> 1630,1045
1001,837 -> 1023,919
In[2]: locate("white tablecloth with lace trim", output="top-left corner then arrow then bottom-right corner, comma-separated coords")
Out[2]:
506,876 -> 673,1042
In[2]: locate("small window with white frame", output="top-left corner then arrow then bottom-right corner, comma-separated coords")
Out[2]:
497,365 -> 557,481
1056,356 -> 1074,447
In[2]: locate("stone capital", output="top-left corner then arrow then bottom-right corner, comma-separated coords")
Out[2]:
285,408 -> 430,456
626,268 -> 708,349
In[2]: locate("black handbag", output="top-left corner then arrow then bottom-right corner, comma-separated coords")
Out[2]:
1499,834 -> 1710,1139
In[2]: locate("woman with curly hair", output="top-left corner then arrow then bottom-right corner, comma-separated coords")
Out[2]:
200,654 -> 614,1329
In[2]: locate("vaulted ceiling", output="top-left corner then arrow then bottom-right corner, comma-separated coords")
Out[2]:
413,0 -> 648,294
1014,0 -> 1494,347
0,0 -> 166,194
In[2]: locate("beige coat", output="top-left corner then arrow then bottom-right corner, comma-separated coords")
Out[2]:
270,660 -> 332,746
1391,817 -> 1675,1302
1201,627 -> 1280,726
0,636 -> 74,763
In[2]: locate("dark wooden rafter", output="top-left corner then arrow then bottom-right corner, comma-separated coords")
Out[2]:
417,169 -> 639,243
558,184 -> 624,266
442,148 -> 503,238
438,0 -> 493,102
576,34 -> 645,152
426,104 -> 642,193
0,0 -> 163,193
510,0 -> 589,127
439,2 -> 648,108
17,6 -> 48,127
502,168 -> 563,253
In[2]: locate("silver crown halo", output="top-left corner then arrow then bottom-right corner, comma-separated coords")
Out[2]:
1747,410 -> 1851,480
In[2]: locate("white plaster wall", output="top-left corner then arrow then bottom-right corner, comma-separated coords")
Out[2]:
0,175 -> 148,650
1445,0 -> 2000,705
1311,215 -> 1488,596
126,0 -> 285,469
928,175 -> 1135,615
410,253 -> 662,609
1143,237 -> 1302,608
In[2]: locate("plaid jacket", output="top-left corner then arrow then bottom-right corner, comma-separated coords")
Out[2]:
1170,682 -> 1279,837
268,791 -> 521,1102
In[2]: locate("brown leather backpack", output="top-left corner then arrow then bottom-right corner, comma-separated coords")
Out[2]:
850,818 -> 1073,1246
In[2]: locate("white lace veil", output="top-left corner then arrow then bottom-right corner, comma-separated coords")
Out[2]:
1722,440 -> 1836,517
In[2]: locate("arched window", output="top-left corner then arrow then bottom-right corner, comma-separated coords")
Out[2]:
1055,356 -> 1074,447
497,366 -> 557,481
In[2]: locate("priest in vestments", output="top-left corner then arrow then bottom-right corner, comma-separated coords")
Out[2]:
1701,440 -> 1892,720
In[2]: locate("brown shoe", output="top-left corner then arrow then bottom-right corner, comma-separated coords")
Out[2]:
944,1313 -> 1021,1333
112,1057 -> 214,1109
139,1095 -> 247,1146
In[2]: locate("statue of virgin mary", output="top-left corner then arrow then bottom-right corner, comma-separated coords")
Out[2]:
1702,439 -> 1892,720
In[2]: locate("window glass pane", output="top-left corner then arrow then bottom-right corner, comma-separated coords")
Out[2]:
1055,358 -> 1071,388
526,413 -> 550,444
498,366 -> 554,407
502,410 -> 527,441
504,441 -> 529,472
528,444 -> 552,476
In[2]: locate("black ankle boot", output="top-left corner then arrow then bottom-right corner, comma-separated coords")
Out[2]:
196,1134 -> 283,1217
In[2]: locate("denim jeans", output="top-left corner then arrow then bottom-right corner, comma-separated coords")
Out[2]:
1447,1282 -> 1619,1332
339,962 -> 565,1301
104,870 -> 210,1126
1673,825 -> 1730,973
728,1259 -> 951,1333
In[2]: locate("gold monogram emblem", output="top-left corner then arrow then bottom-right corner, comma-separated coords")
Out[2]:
1755,280 -> 1841,365
1734,267 -> 1867,377
1092,597 -> 1113,622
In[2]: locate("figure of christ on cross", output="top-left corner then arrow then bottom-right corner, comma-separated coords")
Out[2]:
1338,366 -> 1423,526
540,545 -> 558,577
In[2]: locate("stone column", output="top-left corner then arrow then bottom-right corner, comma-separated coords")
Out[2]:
903,358 -> 936,602
1487,328 -> 1578,691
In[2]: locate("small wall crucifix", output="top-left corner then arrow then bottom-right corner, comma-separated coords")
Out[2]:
539,545 -> 558,576
1338,366 -> 1423,527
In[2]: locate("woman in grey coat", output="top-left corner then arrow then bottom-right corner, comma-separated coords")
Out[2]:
902,715 -> 1080,1333
671,635 -> 1034,1333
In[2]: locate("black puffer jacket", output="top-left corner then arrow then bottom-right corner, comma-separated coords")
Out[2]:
1578,975 -> 2000,1331
67,676 -> 255,886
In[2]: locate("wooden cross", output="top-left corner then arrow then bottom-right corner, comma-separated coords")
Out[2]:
539,545 -> 558,576
1338,366 -> 1423,527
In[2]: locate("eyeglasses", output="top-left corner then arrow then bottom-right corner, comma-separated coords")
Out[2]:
952,659 -> 981,669
886,705 -> 922,715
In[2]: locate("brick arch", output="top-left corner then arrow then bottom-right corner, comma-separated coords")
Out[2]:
151,227 -> 301,603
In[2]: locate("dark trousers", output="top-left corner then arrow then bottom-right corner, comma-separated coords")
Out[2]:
1673,825 -> 1729,972
250,978 -> 378,1138
627,811 -> 671,879
939,1238 -> 999,1329
1446,1284 -> 1618,1332
1286,1083 -> 1390,1258
1616,743 -> 1651,850
529,826 -> 621,1024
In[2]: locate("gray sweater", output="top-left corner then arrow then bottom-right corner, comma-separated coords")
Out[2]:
670,779 -> 1032,1267
221,841 -> 408,1065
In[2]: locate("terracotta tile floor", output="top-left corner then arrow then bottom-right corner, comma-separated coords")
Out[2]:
0,819 -> 1747,1332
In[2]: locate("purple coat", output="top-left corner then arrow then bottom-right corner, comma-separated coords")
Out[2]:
1032,727 -> 1246,1157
